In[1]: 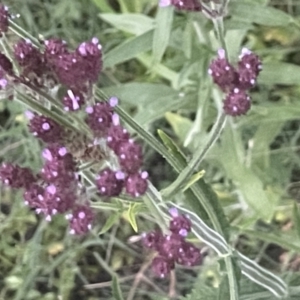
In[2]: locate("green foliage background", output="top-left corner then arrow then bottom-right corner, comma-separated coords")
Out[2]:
2,0 -> 300,299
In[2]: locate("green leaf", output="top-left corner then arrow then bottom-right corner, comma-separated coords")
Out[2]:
99,213 -> 120,235
217,125 -> 277,221
99,13 -> 154,35
92,0 -> 114,12
229,2 -> 293,27
102,83 -> 194,126
165,112 -> 193,143
293,203 -> 300,240
152,6 -> 174,64
182,170 -> 206,192
102,83 -> 177,106
234,227 -> 300,253
103,30 -> 153,68
164,113 -> 227,199
259,62 -> 300,86
112,276 -> 124,300
126,203 -> 141,232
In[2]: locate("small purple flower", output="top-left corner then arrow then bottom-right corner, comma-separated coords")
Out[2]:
0,52 -> 13,74
67,204 -> 95,235
106,124 -> 130,154
24,182 -> 76,221
44,38 -> 68,67
239,48 -> 262,77
169,209 -> 191,237
27,112 -> 65,144
237,48 -> 262,90
85,102 -> 114,137
52,52 -> 85,88
125,171 -> 148,197
208,49 -> 238,92
23,183 -> 45,207
63,89 -> 84,112
176,241 -> 202,266
151,256 -> 174,278
0,163 -> 36,189
158,233 -> 184,260
14,39 -> 44,76
76,37 -> 102,83
223,88 -> 251,116
95,168 -> 125,197
117,140 -> 143,174
41,145 -> 77,184
142,229 -> 164,251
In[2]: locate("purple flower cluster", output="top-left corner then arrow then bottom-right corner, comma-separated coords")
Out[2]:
10,36 -> 102,108
142,208 -> 202,278
159,0 -> 202,11
208,48 -> 262,116
0,17 -> 148,234
0,145 -> 94,234
93,101 -> 148,198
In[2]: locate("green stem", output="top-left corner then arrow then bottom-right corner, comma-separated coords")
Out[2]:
8,19 -> 40,47
211,10 -> 239,300
213,16 -> 228,57
163,113 -> 227,198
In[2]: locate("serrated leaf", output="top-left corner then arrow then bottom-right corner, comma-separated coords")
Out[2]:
112,276 -> 124,300
99,13 -> 154,35
99,213 -> 120,235
152,6 -> 174,64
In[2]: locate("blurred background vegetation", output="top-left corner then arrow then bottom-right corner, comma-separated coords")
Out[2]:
2,0 -> 300,299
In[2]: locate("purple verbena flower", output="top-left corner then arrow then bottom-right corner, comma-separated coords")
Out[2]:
52,51 -> 85,88
158,233 -> 184,261
208,49 -> 238,92
142,229 -> 164,251
106,123 -> 130,154
237,48 -> 262,90
85,101 -> 114,137
176,241 -> 202,266
44,38 -> 68,67
24,184 -> 75,220
169,209 -> 191,237
67,204 -> 95,235
117,140 -> 143,174
125,171 -> 148,197
223,88 -> 251,116
0,163 -> 36,189
26,111 -> 65,144
96,167 -> 125,197
76,37 -> 102,83
63,89 -> 84,112
151,255 -> 174,278
14,39 -> 44,76
40,146 -> 77,185
0,52 -> 13,74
